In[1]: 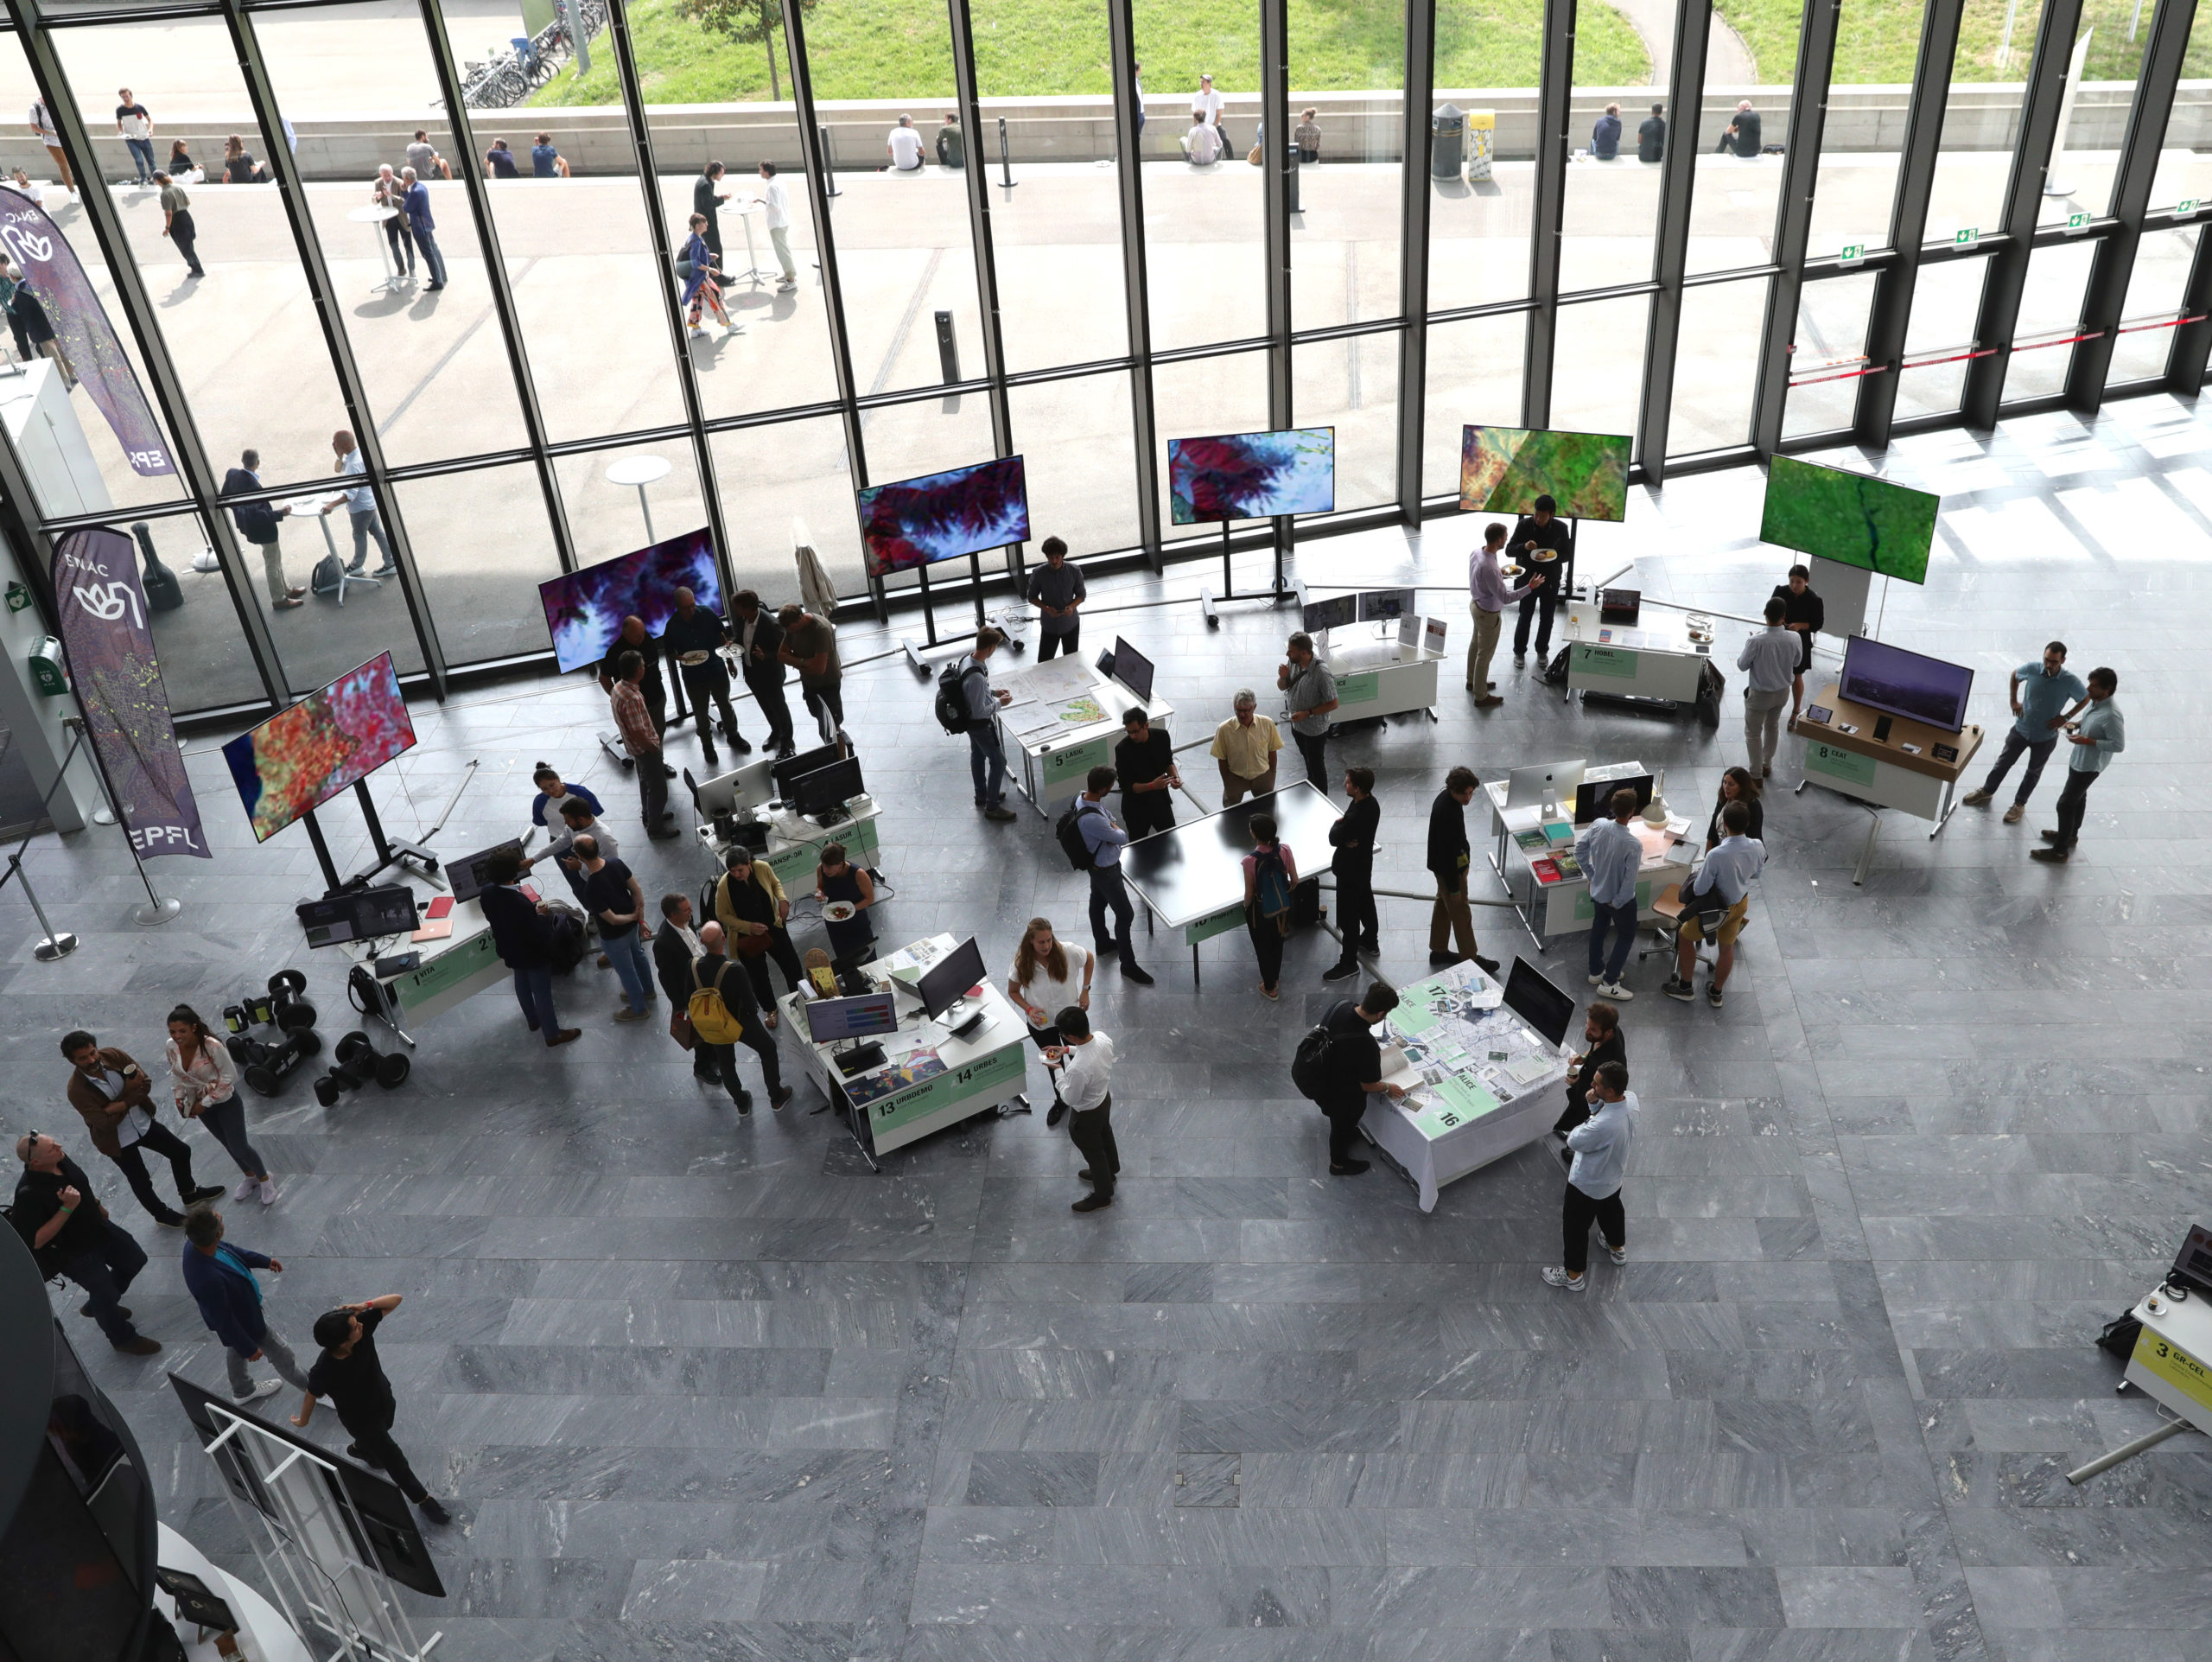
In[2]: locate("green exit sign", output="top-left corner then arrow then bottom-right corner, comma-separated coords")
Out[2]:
2065,211 -> 2092,232
2180,198 -> 2202,215
1839,242 -> 1866,263
1954,226 -> 1980,247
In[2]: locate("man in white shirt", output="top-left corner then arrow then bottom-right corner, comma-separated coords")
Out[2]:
322,429 -> 395,578
886,115 -> 925,172
1663,799 -> 1765,1008
1046,1008 -> 1117,1213
757,161 -> 798,292
1192,73 -> 1224,139
1542,1060 -> 1637,1292
1185,118 -> 1220,166
1737,597 -> 1800,780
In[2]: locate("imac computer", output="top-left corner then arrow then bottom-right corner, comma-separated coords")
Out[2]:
697,757 -> 776,816
1504,759 -> 1586,813
1572,774 -> 1653,825
1503,958 -> 1576,1050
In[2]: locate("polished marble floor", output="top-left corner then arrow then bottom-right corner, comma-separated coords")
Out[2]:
6,392 -> 2212,1661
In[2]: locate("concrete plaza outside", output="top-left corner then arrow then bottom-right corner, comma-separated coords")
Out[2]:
9,140 -> 2201,715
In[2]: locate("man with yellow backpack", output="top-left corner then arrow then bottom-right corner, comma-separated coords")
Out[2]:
688,921 -> 793,1114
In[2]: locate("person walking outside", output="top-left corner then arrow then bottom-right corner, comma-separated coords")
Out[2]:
1542,1059 -> 1637,1291
1577,787 -> 1643,1000
1242,812 -> 1299,999
165,1005 -> 276,1207
2032,666 -> 2123,863
155,171 -> 204,278
1278,633 -> 1338,790
1662,799 -> 1764,1007
1072,765 -> 1155,985
1468,519 -> 1543,704
1426,766 -> 1495,972
400,166 -> 447,290
577,834 -> 653,1022
756,162 -> 798,293
323,429 -> 395,579
1046,1007 -> 1117,1213
1115,709 -> 1179,841
295,1296 -> 453,1525
1325,767 -> 1380,981
182,1206 -> 310,1401
610,649 -> 676,837
1007,916 -> 1090,1127
477,847 -> 581,1047
14,1133 -> 157,1353
680,212 -> 740,339
64,1028 -> 222,1229
1313,980 -> 1403,1177
1771,564 -> 1824,720
1211,690 -> 1283,806
29,96 -> 75,195
1554,1000 -> 1625,1137
1027,537 -> 1086,660
1738,597 -> 1798,780
221,450 -> 303,610
951,626 -> 1018,821
1963,641 -> 2088,825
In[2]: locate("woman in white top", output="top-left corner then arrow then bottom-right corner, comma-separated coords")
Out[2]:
1007,916 -> 1091,1126
166,1003 -> 276,1205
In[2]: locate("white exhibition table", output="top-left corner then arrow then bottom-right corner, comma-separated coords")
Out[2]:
337,892 -> 505,1047
156,1519 -> 318,1662
1356,959 -> 1571,1212
1558,603 -> 1713,706
1790,682 -> 1984,884
696,792 -> 886,894
992,655 -> 1174,812
1480,759 -> 1697,945
2126,1283 -> 2212,1438
1313,623 -> 1447,723
782,931 -> 1031,1166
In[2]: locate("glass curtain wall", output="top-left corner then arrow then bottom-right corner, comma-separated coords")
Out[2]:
3,0 -> 2208,724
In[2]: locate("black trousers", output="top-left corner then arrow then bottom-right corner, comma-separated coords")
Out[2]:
738,928 -> 805,1008
1562,1181 -> 1625,1277
1038,625 -> 1080,661
640,673 -> 668,737
170,209 -> 204,277
1247,905 -> 1286,990
60,1220 -> 148,1347
1027,1023 -> 1064,1102
1323,1097 -> 1366,1166
635,744 -> 669,825
1088,867 -> 1137,970
1293,730 -> 1329,790
346,1423 -> 429,1504
111,1121 -> 200,1224
1513,583 -> 1560,657
2055,767 -> 2098,849
1554,1083 -> 1591,1137
1122,787 -> 1177,841
700,1023 -> 782,1101
1333,865 -> 1376,958
1067,1095 -> 1119,1197
680,665 -> 741,750
803,682 -> 845,744
746,670 -> 796,749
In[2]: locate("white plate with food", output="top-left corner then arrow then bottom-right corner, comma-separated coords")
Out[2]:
822,901 -> 858,923
677,649 -> 712,667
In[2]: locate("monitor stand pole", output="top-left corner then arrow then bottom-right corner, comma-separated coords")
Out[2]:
301,809 -> 344,895
1199,518 -> 1293,628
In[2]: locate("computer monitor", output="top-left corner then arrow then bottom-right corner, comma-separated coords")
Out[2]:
1357,588 -> 1416,623
1839,635 -> 1974,734
918,936 -> 988,1023
697,757 -> 776,816
1504,759 -> 1586,810
804,990 -> 899,1043
1300,593 -> 1357,634
295,885 -> 419,948
1572,774 -> 1653,825
773,742 -> 843,796
1503,957 -> 1576,1049
792,755 -> 865,819
1111,637 -> 1155,704
448,837 -> 524,904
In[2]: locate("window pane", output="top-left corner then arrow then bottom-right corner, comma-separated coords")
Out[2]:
1813,0 -> 1926,257
1008,373 -> 1141,559
1136,25 -> 1266,350
1560,1 -> 1667,295
2047,0 -> 2161,220
1783,271 -> 1878,439
554,441 -> 711,566
1894,255 -> 1990,418
1423,311 -> 1525,500
396,465 -> 562,669
1670,278 -> 1767,455
1427,1 -> 1538,311
710,417 -> 865,600
2003,239 -> 2097,400
2147,4 -> 2212,209
142,512 -> 275,716
1290,10 -> 1407,332
1925,0 -> 2047,245
1151,348 -> 1269,551
1688,0 -> 1800,280
2104,225 -> 2198,385
1550,294 -> 1648,454
861,393 -> 1003,597
972,0 -> 1129,370
1294,332 -> 1400,514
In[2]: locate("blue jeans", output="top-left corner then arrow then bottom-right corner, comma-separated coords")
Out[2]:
512,962 -> 561,1038
1088,865 -> 1136,969
347,507 -> 392,572
1586,896 -> 1638,982
125,137 -> 156,180
969,725 -> 1007,806
1980,729 -> 2058,806
604,929 -> 653,1011
414,224 -> 448,285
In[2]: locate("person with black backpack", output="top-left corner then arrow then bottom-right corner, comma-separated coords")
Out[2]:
1306,981 -> 1403,1176
478,848 -> 582,1048
938,627 -> 1018,821
1241,814 -> 1300,999
1065,766 -> 1155,986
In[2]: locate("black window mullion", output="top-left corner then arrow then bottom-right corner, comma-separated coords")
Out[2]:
945,0 -> 1020,590
1104,0 -> 1162,570
1261,0 -> 1293,580
1752,0 -> 1843,455
1395,0 -> 1436,523
1636,0 -> 1714,480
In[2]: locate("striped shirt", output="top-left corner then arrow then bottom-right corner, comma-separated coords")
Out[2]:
611,678 -> 658,756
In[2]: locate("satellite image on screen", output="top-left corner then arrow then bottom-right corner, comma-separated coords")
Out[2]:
538,529 -> 721,676
1760,455 -> 1938,585
1168,428 -> 1336,524
222,652 -> 416,843
857,455 -> 1031,577
1459,426 -> 1631,522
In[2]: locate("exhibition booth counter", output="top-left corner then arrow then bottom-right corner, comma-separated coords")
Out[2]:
1792,682 -> 1983,884
992,654 -> 1173,813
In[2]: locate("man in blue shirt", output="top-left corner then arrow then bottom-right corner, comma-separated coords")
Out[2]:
1591,103 -> 1622,160
321,428 -> 394,578
401,166 -> 446,290
1075,766 -> 1154,985
1575,786 -> 1643,997
1962,640 -> 2088,825
182,1206 -> 311,1401
2033,666 -> 2123,863
1662,799 -> 1764,1008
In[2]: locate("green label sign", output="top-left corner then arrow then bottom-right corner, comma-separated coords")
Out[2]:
1185,901 -> 1248,947
867,1042 -> 1027,1137
1805,742 -> 1878,788
1041,735 -> 1110,787
1571,644 -> 1638,681
1570,878 -> 1653,921
1334,672 -> 1381,706
2181,198 -> 2201,215
393,928 -> 499,1011
2066,211 -> 2091,231
764,818 -> 878,888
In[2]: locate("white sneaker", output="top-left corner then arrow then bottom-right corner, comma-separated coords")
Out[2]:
1540,1265 -> 1586,1292
257,1178 -> 279,1207
233,1176 -> 258,1200
1597,980 -> 1634,1001
1609,1245 -> 1628,1265
688,325 -> 708,340
1586,972 -> 1605,986
238,1377 -> 283,1401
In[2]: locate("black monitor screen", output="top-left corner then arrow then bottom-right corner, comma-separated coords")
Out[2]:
1503,957 -> 1576,1049
918,936 -> 988,1022
1572,774 -> 1653,825
1112,637 -> 1155,704
449,837 -> 524,904
793,756 -> 864,818
773,742 -> 843,794
1839,635 -> 1974,733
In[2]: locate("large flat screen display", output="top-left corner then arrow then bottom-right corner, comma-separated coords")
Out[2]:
1839,635 -> 1974,733
1167,428 -> 1336,524
1760,455 -> 1938,585
1459,425 -> 1630,523
856,455 -> 1031,578
222,652 -> 416,844
538,528 -> 721,675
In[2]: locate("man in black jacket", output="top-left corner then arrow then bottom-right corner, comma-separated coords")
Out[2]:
690,920 -> 792,1113
221,449 -> 305,609
1325,766 -> 1380,981
1554,1000 -> 1625,1137
654,892 -> 721,1084
1314,981 -> 1404,1177
596,615 -> 672,748
477,849 -> 580,1048
5,272 -> 76,388
732,589 -> 796,757
1509,494 -> 1573,664
1427,766 -> 1496,972
14,1132 -> 159,1354
660,586 -> 750,767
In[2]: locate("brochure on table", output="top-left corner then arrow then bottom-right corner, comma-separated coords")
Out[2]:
996,655 -> 1112,744
1516,813 -> 1691,887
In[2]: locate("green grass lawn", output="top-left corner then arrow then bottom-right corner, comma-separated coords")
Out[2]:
531,0 -> 1649,108
1716,0 -> 2209,85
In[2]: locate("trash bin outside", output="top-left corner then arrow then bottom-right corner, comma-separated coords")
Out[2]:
1432,102 -> 1465,181
1466,109 -> 1495,182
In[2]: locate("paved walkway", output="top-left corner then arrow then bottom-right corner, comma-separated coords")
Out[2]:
1607,0 -> 1760,91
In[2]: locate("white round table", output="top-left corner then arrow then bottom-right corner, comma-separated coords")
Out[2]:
347,202 -> 408,294
729,197 -> 772,289
606,454 -> 672,544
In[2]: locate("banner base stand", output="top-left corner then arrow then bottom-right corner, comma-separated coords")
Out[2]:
35,931 -> 79,961
92,806 -> 117,826
135,895 -> 183,927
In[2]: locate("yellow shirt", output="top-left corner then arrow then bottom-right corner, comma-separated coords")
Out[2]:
1211,714 -> 1283,779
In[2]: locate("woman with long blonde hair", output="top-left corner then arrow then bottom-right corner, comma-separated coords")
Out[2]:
1006,916 -> 1092,1126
